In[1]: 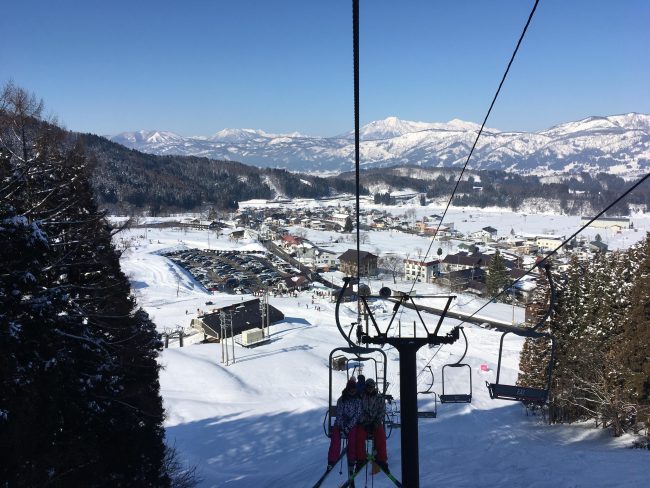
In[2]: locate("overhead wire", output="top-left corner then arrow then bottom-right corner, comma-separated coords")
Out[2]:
405,0 -> 540,297
398,0 -> 541,371
353,0 -> 362,331
452,171 -> 650,329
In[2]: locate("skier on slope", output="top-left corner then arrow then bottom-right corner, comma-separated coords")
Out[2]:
327,377 -> 361,471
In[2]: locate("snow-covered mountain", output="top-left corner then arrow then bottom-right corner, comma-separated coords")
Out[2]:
110,113 -> 650,176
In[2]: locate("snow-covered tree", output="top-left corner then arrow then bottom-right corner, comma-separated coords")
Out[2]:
0,84 -> 169,485
539,235 -> 650,436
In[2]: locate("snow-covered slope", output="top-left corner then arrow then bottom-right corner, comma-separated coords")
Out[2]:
110,114 -> 650,176
116,223 -> 650,487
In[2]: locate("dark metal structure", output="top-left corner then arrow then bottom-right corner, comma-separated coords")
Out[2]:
440,327 -> 473,404
486,263 -> 557,404
335,277 -> 459,488
336,2 -> 548,485
417,366 -> 438,419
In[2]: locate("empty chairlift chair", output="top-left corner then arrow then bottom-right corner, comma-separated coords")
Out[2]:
440,327 -> 472,404
486,263 -> 557,404
417,365 -> 438,418
485,327 -> 556,403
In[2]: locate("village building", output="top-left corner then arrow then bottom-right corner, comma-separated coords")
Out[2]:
535,236 -> 565,253
190,298 -> 284,340
415,221 -> 451,236
404,258 -> 440,283
580,216 -> 630,232
276,275 -> 310,293
438,268 -> 486,292
338,249 -> 378,277
178,218 -> 221,230
470,226 -> 498,242
588,240 -> 608,253
313,248 -> 338,270
330,212 -> 350,229
440,252 -> 484,273
280,234 -> 304,249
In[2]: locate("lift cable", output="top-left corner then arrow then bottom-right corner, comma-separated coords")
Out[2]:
405,0 -> 540,297
448,171 -> 650,330
412,173 -> 649,383
400,0 -> 541,368
353,0 -> 362,329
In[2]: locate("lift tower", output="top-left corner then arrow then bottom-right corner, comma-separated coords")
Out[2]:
335,278 -> 459,488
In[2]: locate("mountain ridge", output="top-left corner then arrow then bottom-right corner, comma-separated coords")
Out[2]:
110,113 -> 650,176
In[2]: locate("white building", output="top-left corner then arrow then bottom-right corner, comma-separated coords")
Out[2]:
330,213 -> 350,228
580,216 -> 630,232
470,226 -> 498,242
536,236 -> 565,253
404,258 -> 440,283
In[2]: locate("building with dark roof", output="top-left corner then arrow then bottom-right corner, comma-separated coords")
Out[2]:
338,249 -> 378,277
191,298 -> 284,340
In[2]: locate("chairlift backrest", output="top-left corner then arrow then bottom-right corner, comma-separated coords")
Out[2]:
486,328 -> 556,404
439,327 -> 473,404
486,263 -> 557,404
417,366 -> 438,418
326,346 -> 388,437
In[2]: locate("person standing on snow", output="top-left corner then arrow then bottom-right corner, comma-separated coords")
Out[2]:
357,378 -> 389,472
327,377 -> 361,471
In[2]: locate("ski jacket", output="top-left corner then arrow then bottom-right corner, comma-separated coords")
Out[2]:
360,392 -> 385,427
335,391 -> 361,434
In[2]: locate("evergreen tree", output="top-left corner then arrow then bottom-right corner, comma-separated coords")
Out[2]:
535,235 -> 650,435
612,235 -> 650,433
517,264 -> 553,393
486,250 -> 511,302
0,84 -> 169,485
343,216 -> 353,233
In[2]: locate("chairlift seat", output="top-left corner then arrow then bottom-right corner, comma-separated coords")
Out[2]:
486,382 -> 548,403
417,411 -> 437,419
439,393 -> 472,404
440,362 -> 472,404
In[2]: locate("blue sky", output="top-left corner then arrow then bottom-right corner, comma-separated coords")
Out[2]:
1,0 -> 648,137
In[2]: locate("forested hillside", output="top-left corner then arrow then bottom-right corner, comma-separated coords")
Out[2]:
519,236 -> 650,441
7,128 -> 642,216
81,134 -> 361,214
0,85 -> 173,484
348,167 -> 649,215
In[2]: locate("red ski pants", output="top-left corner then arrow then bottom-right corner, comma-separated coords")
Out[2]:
328,426 -> 361,464
357,424 -> 387,463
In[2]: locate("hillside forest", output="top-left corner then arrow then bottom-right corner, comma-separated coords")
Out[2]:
81,135 -> 649,216
519,238 -> 650,442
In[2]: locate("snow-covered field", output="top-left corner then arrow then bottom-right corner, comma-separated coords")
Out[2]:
117,210 -> 650,487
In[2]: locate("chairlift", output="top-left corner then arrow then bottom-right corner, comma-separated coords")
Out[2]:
383,394 -> 400,436
486,263 -> 557,404
417,365 -> 438,418
439,327 -> 472,404
323,346 -> 388,438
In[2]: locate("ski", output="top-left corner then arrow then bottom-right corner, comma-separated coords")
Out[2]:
373,463 -> 402,487
338,460 -> 368,488
312,448 -> 347,488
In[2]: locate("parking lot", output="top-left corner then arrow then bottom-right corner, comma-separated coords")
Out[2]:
163,249 -> 305,294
